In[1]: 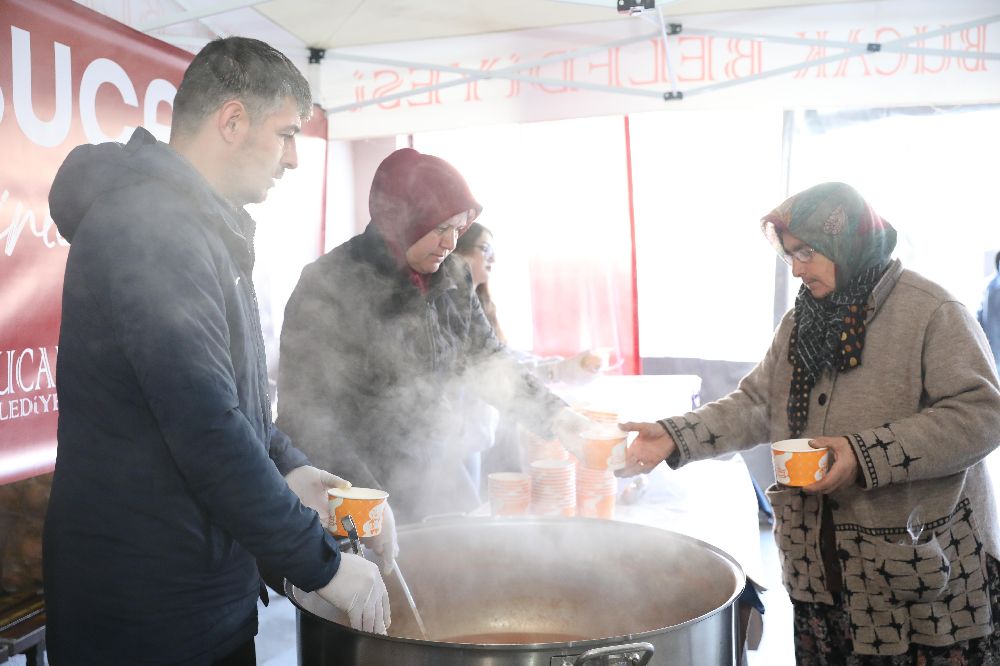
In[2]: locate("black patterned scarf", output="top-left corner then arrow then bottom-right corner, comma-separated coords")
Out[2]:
787,264 -> 884,437
761,182 -> 897,438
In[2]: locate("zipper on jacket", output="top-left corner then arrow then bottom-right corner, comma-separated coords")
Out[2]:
225,218 -> 272,432
245,232 -> 272,429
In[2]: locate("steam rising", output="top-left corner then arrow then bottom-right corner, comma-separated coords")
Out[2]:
276,225 -> 563,526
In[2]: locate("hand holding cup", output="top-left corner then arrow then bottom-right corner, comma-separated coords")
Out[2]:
771,436 -> 858,494
617,421 -> 676,477
800,436 -> 860,494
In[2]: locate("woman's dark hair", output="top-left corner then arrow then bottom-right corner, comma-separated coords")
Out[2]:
456,223 -> 505,343
171,37 -> 312,140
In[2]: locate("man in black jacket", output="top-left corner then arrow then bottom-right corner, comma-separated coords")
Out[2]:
44,37 -> 391,665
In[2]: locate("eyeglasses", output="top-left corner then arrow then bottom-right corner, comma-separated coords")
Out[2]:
781,245 -> 817,265
475,243 -> 495,261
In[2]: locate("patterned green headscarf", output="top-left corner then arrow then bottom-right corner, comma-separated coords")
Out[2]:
762,182 -> 896,288
761,182 -> 896,437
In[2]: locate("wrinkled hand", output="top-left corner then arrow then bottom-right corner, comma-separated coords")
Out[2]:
316,552 -> 390,634
362,502 -> 399,575
617,421 -> 676,477
552,407 -> 597,459
801,436 -> 859,495
284,465 -> 351,527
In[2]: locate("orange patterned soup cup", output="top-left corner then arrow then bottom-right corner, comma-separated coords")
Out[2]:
327,487 -> 389,537
771,438 -> 829,487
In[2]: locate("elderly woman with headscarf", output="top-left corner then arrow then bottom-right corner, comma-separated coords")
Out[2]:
276,148 -> 591,534
621,182 -> 1000,663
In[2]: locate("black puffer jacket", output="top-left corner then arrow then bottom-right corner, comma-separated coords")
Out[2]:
44,128 -> 341,665
277,223 -> 565,523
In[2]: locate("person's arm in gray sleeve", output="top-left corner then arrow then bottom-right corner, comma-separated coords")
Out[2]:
662,313 -> 792,466
456,283 -> 603,459
850,301 -> 1000,489
276,262 -> 382,491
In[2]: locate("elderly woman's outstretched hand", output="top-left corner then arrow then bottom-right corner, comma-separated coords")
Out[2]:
802,436 -> 860,495
617,421 -> 677,477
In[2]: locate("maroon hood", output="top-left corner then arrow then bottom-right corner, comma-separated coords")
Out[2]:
369,148 -> 482,271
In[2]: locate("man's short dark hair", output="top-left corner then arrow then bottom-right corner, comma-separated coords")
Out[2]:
994,250 -> 999,272
171,37 -> 311,140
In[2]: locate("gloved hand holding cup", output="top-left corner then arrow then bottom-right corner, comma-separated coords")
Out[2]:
363,502 -> 398,576
285,465 -> 351,527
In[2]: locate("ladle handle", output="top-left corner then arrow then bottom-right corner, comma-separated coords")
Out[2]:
561,641 -> 655,666
393,566 -> 429,640
340,515 -> 361,555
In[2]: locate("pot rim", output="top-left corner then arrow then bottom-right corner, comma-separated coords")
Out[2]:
286,516 -> 747,648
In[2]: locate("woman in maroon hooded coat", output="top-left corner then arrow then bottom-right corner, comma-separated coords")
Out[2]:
277,149 -> 588,525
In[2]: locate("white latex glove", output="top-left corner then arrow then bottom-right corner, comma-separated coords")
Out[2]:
316,552 -> 391,634
552,407 -> 597,459
362,502 -> 399,576
284,465 -> 351,528
552,350 -> 602,385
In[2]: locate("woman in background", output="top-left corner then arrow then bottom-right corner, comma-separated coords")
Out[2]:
453,223 -> 602,487
454,222 -> 602,382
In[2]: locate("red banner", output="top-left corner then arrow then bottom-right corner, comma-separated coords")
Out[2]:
0,0 -> 191,484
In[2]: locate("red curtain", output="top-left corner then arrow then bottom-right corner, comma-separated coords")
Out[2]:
527,117 -> 640,376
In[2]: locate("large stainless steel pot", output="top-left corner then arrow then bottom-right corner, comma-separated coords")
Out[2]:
287,517 -> 745,665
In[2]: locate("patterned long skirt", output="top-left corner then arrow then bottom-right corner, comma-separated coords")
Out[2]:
793,556 -> 1000,665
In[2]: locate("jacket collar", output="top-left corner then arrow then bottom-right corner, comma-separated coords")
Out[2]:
128,128 -> 256,272
866,258 -> 903,325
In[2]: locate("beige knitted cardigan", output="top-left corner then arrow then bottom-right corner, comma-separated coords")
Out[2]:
662,260 -> 1000,656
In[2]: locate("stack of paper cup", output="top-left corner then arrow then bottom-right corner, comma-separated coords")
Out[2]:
487,472 -> 532,516
576,466 -> 617,519
529,459 -> 577,517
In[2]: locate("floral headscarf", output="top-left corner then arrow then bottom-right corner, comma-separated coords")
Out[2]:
761,182 -> 896,437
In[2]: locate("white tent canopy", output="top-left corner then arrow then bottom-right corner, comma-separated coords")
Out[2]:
313,0 -> 1000,138
110,0 -> 999,139
135,0 -> 868,49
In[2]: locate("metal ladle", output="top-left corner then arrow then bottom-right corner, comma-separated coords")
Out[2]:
341,515 -> 428,639
392,565 -> 429,640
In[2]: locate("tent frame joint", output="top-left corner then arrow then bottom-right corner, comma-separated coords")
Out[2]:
308,47 -> 326,64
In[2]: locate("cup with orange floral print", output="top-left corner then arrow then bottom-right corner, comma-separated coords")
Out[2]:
327,487 -> 388,537
771,438 -> 829,487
